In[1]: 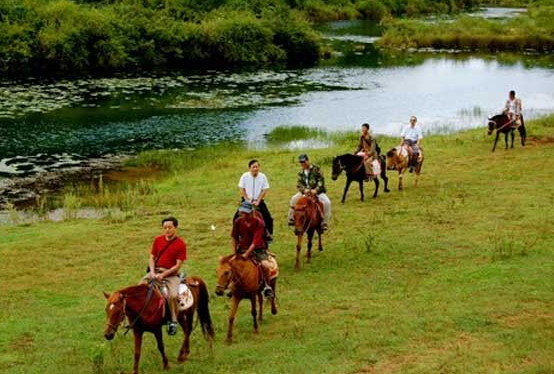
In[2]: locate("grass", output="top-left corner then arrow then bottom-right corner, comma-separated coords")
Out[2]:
378,2 -> 554,52
2,114 -> 554,373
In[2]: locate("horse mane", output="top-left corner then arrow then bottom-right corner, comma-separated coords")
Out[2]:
490,113 -> 507,121
120,284 -> 149,296
219,254 -> 235,264
386,148 -> 396,157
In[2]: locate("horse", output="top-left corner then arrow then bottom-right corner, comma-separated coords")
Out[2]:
292,194 -> 323,270
487,113 -> 527,152
103,276 -> 214,374
386,145 -> 424,190
331,153 -> 390,203
215,254 -> 277,343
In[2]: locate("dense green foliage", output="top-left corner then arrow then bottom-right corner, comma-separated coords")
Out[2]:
0,0 -> 494,76
0,0 -> 320,75
2,115 -> 554,373
379,1 -> 554,51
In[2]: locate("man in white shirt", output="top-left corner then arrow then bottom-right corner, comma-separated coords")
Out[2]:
236,159 -> 273,241
504,90 -> 522,128
401,116 -> 423,172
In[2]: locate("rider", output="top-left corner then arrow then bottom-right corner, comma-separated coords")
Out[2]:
354,123 -> 378,180
232,201 -> 275,298
235,159 -> 274,242
504,90 -> 522,128
287,154 -> 331,231
401,116 -> 423,172
144,217 -> 187,336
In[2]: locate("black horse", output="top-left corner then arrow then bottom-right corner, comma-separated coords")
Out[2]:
487,113 -> 526,152
331,154 -> 390,203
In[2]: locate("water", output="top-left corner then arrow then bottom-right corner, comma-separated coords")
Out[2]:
1,17 -> 554,167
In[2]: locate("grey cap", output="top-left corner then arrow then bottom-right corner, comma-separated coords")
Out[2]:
238,201 -> 253,213
298,153 -> 309,162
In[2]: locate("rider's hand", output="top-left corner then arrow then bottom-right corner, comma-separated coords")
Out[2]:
253,200 -> 260,207
311,189 -> 318,195
241,253 -> 248,259
155,273 -> 164,281
149,271 -> 156,279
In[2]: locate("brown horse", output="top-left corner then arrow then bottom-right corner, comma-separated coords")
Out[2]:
292,194 -> 323,270
103,276 -> 214,374
386,145 -> 424,190
215,254 -> 277,343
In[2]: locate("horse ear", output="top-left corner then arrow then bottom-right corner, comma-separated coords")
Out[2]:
218,255 -> 223,263
103,291 -> 110,299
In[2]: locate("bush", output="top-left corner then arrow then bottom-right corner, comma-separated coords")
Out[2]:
356,0 -> 388,21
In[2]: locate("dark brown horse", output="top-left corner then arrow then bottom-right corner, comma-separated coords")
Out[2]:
292,194 -> 323,270
386,145 -> 424,190
215,254 -> 277,343
488,113 -> 526,152
331,153 -> 390,202
103,276 -> 214,374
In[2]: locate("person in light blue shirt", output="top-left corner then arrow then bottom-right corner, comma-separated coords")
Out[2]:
400,116 -> 423,171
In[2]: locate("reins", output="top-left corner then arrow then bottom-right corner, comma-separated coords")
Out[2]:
123,281 -> 156,335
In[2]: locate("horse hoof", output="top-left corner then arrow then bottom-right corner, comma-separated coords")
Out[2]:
385,189 -> 390,193
225,338 -> 233,345
271,307 -> 277,315
177,355 -> 188,363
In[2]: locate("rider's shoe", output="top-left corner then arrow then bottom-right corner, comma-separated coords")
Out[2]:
262,285 -> 274,299
288,219 -> 295,227
167,322 -> 177,336
265,234 -> 274,243
409,166 -> 414,173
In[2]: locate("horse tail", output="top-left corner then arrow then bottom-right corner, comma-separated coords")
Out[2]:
195,278 -> 215,341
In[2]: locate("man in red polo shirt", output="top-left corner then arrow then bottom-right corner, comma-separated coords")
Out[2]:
146,216 -> 187,335
232,201 -> 274,298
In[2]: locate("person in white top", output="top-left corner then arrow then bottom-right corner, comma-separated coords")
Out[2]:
235,159 -> 274,241
504,90 -> 522,128
400,116 -> 423,171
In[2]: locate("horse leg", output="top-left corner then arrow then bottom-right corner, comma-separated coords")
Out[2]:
307,230 -> 314,263
226,296 -> 240,344
357,180 -> 364,201
504,132 -> 508,150
177,312 -> 192,362
511,129 -> 515,149
398,171 -> 403,191
372,178 -> 379,198
250,296 -> 258,334
153,327 -> 169,369
342,178 -> 352,203
270,278 -> 277,315
492,132 -> 499,152
132,329 -> 144,374
295,235 -> 302,271
257,292 -> 263,322
317,229 -> 323,252
382,171 -> 390,193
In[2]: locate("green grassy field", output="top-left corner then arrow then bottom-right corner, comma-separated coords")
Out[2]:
1,115 -> 554,374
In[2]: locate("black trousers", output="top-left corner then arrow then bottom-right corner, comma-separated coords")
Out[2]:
233,199 -> 274,235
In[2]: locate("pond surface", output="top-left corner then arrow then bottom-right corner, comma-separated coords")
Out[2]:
1,16 -> 553,168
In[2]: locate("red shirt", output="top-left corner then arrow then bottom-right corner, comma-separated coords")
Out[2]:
231,215 -> 266,251
151,235 -> 187,269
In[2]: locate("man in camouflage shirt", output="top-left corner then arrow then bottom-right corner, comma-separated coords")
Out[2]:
287,154 -> 331,230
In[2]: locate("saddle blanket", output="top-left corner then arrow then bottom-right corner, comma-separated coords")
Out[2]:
371,159 -> 381,176
261,255 -> 279,280
177,283 -> 194,311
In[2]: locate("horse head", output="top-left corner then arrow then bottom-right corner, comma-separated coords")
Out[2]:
331,156 -> 343,181
103,291 -> 126,340
293,195 -> 319,235
386,148 -> 397,170
487,114 -> 507,135
215,255 -> 233,296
